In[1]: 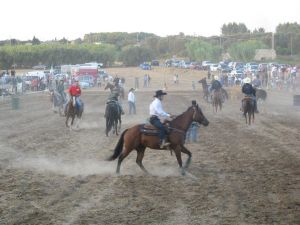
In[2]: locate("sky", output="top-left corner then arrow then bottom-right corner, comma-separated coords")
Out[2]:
0,0 -> 299,41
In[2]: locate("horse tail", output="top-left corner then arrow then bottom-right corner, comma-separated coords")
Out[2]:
107,129 -> 128,161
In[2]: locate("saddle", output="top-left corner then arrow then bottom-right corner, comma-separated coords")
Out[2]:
140,123 -> 170,136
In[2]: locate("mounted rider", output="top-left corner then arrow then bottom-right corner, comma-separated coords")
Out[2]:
149,90 -> 174,149
106,90 -> 124,115
68,77 -> 82,111
242,77 -> 259,113
56,78 -> 66,103
209,76 -> 222,93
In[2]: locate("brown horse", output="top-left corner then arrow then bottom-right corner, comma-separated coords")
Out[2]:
198,78 -> 209,102
107,101 -> 209,175
104,83 -> 125,99
212,89 -> 222,112
242,97 -> 255,125
65,98 -> 84,128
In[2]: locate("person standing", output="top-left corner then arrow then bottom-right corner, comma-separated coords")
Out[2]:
127,88 -> 136,114
186,100 -> 200,143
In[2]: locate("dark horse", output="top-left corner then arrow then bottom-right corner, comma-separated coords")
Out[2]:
107,101 -> 209,175
65,98 -> 84,128
212,89 -> 222,112
198,78 -> 228,103
198,78 -> 209,102
242,97 -> 255,125
50,90 -> 65,116
104,83 -> 125,100
105,101 -> 122,136
255,88 -> 267,102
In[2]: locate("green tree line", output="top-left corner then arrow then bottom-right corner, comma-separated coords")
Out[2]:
0,22 -> 299,70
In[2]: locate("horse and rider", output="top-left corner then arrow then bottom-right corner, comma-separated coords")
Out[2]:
199,77 -> 228,103
241,77 -> 259,114
65,77 -> 84,128
107,89 -> 209,175
50,78 -> 67,116
105,91 -> 123,136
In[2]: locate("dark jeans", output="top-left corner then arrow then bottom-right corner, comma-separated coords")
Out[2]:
150,116 -> 166,141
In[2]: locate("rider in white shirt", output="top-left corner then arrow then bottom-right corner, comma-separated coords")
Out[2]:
149,90 -> 173,148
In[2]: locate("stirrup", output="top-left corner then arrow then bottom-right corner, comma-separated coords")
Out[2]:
160,141 -> 170,149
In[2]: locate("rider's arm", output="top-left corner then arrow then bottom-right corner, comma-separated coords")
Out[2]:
155,100 -> 170,117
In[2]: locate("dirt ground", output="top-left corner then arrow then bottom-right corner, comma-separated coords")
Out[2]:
0,67 -> 299,225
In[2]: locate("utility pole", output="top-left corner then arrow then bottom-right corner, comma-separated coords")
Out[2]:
290,34 -> 293,56
271,32 -> 274,50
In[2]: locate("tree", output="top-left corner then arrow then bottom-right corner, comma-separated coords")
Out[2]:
221,22 -> 250,35
120,46 -> 154,66
32,36 -> 41,45
229,40 -> 267,61
186,39 -> 221,62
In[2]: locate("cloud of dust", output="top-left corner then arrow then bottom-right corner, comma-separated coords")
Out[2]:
11,157 -> 116,176
10,156 -> 184,177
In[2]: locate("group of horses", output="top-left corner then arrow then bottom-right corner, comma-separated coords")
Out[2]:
198,77 -> 267,125
50,76 -> 268,175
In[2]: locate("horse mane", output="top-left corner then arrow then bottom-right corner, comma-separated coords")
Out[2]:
169,106 -> 194,129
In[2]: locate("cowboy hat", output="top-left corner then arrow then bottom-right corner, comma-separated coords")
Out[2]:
243,77 -> 251,84
154,90 -> 167,97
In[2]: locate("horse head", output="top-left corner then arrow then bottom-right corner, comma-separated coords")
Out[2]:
198,78 -> 207,85
192,103 -> 209,126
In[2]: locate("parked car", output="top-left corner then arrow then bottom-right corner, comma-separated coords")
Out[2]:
151,60 -> 159,66
210,64 -> 219,71
77,75 -> 94,88
32,65 -> 47,70
139,63 -> 151,70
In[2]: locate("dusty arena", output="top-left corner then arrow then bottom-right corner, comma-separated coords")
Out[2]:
0,67 -> 299,225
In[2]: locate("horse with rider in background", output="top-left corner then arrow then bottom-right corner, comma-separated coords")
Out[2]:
50,89 -> 66,116
199,77 -> 228,103
107,100 -> 209,175
104,81 -> 125,100
105,92 -> 122,136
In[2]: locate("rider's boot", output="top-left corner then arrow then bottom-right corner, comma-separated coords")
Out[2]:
160,139 -> 170,149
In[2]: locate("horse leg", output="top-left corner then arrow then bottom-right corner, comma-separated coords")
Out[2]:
116,148 -> 132,174
136,146 -> 148,173
248,112 -> 251,125
174,146 -> 185,175
181,145 -> 192,169
65,115 -> 70,127
118,117 -> 122,133
106,118 -> 110,136
115,119 -> 118,135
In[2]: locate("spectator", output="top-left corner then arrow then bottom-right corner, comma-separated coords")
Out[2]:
127,88 -> 136,114
186,100 -> 200,143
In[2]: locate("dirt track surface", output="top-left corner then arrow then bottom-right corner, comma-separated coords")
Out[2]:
0,67 -> 299,225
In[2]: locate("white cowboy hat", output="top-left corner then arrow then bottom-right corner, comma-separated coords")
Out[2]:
243,77 -> 251,84
214,75 -> 219,80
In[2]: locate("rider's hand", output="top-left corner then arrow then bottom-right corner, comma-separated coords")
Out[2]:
170,114 -> 176,119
